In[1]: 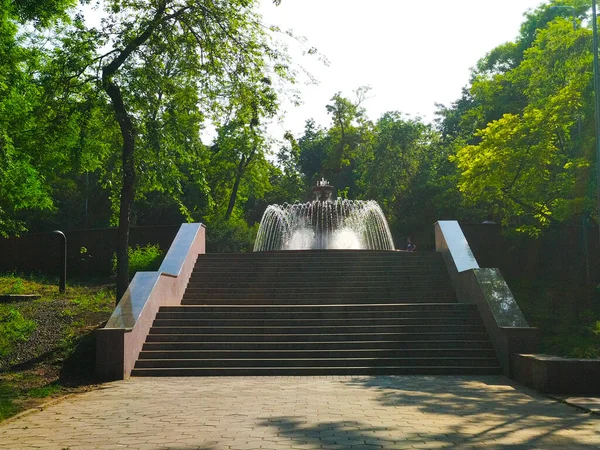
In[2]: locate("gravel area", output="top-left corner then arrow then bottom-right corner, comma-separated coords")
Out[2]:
0,298 -> 73,371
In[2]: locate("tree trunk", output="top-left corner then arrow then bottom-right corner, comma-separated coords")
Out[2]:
98,2 -> 171,303
104,80 -> 136,303
225,155 -> 246,220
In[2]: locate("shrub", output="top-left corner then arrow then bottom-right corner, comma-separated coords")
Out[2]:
205,216 -> 258,253
111,244 -> 164,280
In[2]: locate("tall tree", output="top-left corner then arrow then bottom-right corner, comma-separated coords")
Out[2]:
55,0 -> 294,300
452,19 -> 595,234
0,0 -> 83,236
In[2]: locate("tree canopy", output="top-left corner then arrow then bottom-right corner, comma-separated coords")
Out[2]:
1,0 -> 599,289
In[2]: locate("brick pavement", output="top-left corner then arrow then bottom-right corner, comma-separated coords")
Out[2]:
1,376 -> 599,450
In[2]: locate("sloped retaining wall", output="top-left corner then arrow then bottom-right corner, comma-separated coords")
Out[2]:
435,221 -> 538,377
96,223 -> 205,380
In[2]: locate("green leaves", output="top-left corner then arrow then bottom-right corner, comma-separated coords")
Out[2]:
451,17 -> 597,234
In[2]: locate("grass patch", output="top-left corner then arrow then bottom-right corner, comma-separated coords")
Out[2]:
0,273 -> 114,422
0,309 -> 37,359
0,383 -> 18,421
27,383 -> 61,398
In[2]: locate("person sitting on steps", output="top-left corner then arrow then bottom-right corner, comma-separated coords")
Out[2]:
406,237 -> 416,252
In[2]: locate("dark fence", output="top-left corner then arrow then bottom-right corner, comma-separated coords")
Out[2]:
1,222 -> 599,285
460,222 -> 600,285
0,226 -> 180,277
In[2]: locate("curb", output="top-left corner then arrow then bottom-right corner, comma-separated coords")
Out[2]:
548,395 -> 600,417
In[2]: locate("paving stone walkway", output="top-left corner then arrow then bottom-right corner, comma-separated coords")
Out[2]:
1,376 -> 599,450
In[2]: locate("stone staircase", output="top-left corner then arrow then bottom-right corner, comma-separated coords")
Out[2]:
131,251 -> 501,376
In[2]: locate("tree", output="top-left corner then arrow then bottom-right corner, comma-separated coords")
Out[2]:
452,19 -> 595,234
294,88 -> 374,198
0,0 -> 83,236
55,0 -> 294,300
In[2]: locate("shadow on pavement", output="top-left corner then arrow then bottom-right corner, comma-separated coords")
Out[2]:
258,416 -> 395,448
333,375 -> 600,449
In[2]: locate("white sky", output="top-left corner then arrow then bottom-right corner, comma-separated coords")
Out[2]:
259,0 -> 546,143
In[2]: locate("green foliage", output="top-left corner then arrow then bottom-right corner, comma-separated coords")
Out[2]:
205,216 -> 258,253
289,93 -> 451,243
449,16 -> 597,234
112,244 -> 164,279
0,309 -> 37,359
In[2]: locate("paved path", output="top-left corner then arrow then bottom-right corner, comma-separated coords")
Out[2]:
1,376 -> 599,450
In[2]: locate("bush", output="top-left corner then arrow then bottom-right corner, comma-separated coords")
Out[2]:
112,244 -> 164,280
205,216 -> 258,253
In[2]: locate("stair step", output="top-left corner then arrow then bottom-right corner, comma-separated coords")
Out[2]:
131,366 -> 502,376
148,324 -> 486,335
194,254 -> 441,261
142,340 -> 495,351
159,303 -> 475,313
152,318 -> 480,327
187,280 -> 452,286
134,357 -> 500,368
145,332 -> 491,342
184,286 -> 455,292
138,349 -> 497,359
192,266 -> 448,272
156,311 -> 480,320
181,297 -> 456,305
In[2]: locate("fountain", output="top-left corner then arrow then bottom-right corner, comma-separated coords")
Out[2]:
253,179 -> 395,251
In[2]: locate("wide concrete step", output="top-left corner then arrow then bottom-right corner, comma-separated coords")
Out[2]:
134,356 -> 500,368
138,348 -> 497,359
145,332 -> 491,342
148,324 -> 486,335
193,265 -> 448,272
185,291 -> 455,299
188,277 -> 450,290
158,303 -> 474,314
189,275 -> 452,284
183,287 -> 454,303
156,310 -> 480,320
180,296 -> 456,305
131,366 -> 502,376
142,340 -> 495,351
142,341 -> 495,352
152,317 -> 480,327
187,281 -> 453,289
195,256 -> 444,263
193,256 -> 446,263
195,252 -> 440,260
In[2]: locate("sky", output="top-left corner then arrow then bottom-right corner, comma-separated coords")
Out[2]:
258,0 -> 546,144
